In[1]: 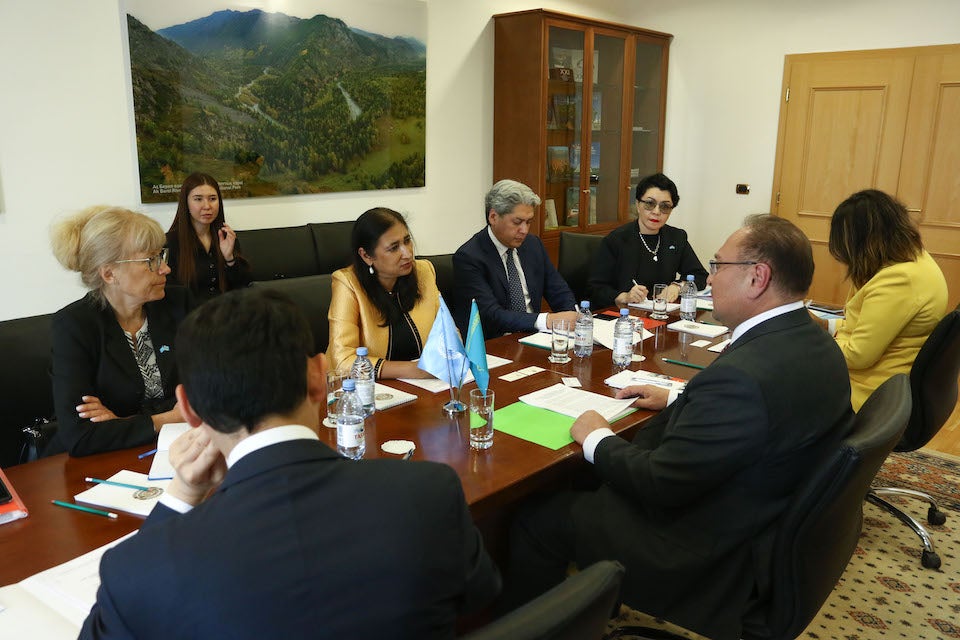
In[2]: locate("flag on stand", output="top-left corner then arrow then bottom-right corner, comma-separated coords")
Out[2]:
465,299 -> 489,394
417,296 -> 468,386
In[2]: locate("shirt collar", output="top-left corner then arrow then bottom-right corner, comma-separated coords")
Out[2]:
730,300 -> 804,345
226,424 -> 319,468
487,226 -> 511,259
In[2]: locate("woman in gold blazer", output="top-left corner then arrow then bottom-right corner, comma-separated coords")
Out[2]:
328,208 -> 440,379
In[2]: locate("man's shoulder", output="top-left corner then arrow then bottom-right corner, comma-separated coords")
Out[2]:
455,228 -> 490,256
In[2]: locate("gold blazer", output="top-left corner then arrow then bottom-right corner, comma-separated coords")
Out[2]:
328,260 -> 440,376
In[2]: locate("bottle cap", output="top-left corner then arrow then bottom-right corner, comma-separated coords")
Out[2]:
356,347 -> 368,356
620,308 -> 629,316
342,378 -> 356,391
581,300 -> 590,309
686,274 -> 695,281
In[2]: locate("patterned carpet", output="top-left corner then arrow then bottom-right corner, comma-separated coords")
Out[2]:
605,449 -> 960,640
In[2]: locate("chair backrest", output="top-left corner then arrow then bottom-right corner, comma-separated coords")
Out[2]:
900,306 -> 960,451
250,274 -> 333,355
418,253 -> 455,304
0,313 -> 55,467
309,221 -> 355,275
460,561 -> 624,640
742,374 -> 911,640
558,232 -> 604,303
236,225 -> 320,281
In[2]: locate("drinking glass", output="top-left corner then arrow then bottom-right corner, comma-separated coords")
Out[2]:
469,388 -> 495,450
325,371 -> 345,427
651,283 -> 669,320
549,319 -> 572,364
632,317 -> 645,362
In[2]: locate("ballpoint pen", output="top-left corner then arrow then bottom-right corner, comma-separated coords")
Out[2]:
51,500 -> 118,519
661,357 -> 705,370
138,448 -> 158,459
402,448 -> 415,461
85,477 -> 152,491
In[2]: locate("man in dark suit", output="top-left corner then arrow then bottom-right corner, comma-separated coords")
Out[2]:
452,179 -> 577,337
502,215 -> 854,640
80,288 -> 500,640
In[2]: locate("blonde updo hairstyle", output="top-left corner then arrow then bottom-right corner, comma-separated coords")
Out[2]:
51,205 -> 166,304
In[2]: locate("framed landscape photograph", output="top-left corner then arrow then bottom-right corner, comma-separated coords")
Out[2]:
124,0 -> 426,202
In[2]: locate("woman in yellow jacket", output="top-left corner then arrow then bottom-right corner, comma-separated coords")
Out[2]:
328,207 -> 439,379
825,190 -> 948,410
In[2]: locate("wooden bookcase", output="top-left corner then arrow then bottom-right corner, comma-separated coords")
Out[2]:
493,9 -> 672,263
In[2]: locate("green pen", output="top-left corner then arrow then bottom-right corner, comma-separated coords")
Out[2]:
661,357 -> 706,370
85,477 -> 151,491
51,499 -> 118,519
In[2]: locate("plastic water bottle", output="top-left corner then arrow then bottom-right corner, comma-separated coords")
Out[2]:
612,308 -> 633,369
335,378 -> 366,460
351,347 -> 376,417
574,300 -> 594,358
680,275 -> 698,321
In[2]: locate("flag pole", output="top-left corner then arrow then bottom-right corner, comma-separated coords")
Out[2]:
441,304 -> 466,417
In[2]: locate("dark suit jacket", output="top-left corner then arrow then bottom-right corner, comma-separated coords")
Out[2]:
50,287 -> 192,457
165,231 -> 252,303
452,228 -> 576,337
571,309 -> 853,640
80,439 -> 501,640
588,223 -> 708,309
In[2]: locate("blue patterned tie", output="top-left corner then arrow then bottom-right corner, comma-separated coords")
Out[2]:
505,248 -> 527,313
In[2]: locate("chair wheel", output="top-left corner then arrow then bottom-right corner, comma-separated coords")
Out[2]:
927,508 -> 947,526
921,550 -> 941,569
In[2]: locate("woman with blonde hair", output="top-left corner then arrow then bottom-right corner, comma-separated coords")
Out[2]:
49,205 -> 191,456
823,189 -> 948,410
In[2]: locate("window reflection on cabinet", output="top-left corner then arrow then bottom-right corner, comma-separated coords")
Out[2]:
494,9 -> 671,263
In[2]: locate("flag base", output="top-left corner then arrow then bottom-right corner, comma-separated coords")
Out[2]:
442,400 -> 467,417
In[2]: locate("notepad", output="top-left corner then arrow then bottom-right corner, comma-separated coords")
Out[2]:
148,422 -> 191,480
629,300 -> 681,313
74,471 -> 170,517
518,332 -> 553,350
374,383 -> 418,410
604,368 -> 687,392
666,320 -> 729,338
398,355 -> 512,393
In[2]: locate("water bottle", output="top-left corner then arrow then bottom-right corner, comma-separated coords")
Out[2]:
612,308 -> 633,369
335,378 -> 366,460
350,347 -> 376,417
680,274 -> 698,321
574,300 -> 594,358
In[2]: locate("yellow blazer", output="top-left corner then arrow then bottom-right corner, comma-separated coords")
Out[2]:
328,260 -> 440,376
836,250 -> 948,410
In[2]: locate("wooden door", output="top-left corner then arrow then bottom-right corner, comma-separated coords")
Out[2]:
898,49 -> 960,310
772,50 -> 915,304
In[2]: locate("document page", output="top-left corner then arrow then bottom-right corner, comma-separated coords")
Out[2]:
399,354 -> 512,393
519,383 -> 637,422
592,318 -> 651,350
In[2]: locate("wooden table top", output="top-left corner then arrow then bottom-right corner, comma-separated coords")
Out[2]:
0,309 -> 722,585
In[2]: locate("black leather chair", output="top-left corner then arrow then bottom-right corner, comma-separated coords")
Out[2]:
236,225 -> 320,281
558,232 -> 604,303
462,561 -> 624,640
607,375 -> 912,640
0,313 -> 55,467
250,274 -> 333,355
419,253 -> 455,304
866,305 -> 960,569
309,221 -> 355,275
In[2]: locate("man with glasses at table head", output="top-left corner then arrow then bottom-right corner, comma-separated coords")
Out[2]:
452,179 -> 578,338
502,214 -> 854,640
80,288 -> 500,640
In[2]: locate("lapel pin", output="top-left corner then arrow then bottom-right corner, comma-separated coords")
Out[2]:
159,345 -> 170,353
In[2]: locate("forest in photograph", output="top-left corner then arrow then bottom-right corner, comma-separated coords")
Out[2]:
127,9 -> 426,202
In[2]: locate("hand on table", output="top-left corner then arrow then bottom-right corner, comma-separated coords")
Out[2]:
167,428 -> 226,506
76,396 -> 118,423
615,283 -> 648,306
615,384 -> 669,410
662,283 -> 681,303
571,409 -> 610,445
547,310 -> 579,327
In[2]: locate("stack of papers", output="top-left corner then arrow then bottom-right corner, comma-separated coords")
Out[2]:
74,471 -> 169,517
666,320 -> 729,338
604,368 -> 687,392
519,383 -> 637,422
398,354 -> 512,393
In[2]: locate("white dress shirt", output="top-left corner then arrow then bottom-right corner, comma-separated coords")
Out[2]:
487,227 -> 550,331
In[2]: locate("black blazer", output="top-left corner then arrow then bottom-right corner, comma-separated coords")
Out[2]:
588,222 -> 708,309
50,287 -> 193,456
81,438 -> 501,640
165,231 -> 252,303
572,309 -> 854,640
452,228 -> 576,337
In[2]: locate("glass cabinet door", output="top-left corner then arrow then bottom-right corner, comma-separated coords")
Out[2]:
628,40 -> 665,220
545,26 -> 584,231
591,33 -> 626,227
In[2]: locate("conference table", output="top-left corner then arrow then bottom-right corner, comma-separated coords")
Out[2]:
0,308 -> 723,587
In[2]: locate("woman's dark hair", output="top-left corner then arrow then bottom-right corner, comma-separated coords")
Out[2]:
168,172 -> 235,292
829,189 -> 923,288
351,207 -> 421,327
635,173 -> 680,208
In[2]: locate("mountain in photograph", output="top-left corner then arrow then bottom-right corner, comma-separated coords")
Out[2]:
127,8 -> 426,202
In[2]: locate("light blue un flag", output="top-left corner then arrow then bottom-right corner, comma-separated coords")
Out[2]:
465,299 -> 489,394
417,296 -> 468,386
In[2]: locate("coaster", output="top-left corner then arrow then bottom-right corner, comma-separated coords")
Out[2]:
381,440 -> 415,455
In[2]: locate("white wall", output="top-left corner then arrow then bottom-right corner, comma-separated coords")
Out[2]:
627,0 -> 960,263
1,0 -> 958,321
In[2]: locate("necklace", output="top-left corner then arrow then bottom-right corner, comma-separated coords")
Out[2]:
639,232 -> 661,261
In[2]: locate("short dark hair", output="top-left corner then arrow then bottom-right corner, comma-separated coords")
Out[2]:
635,173 -> 680,208
739,214 -> 813,297
175,288 -> 314,433
350,207 -> 421,327
828,189 -> 922,288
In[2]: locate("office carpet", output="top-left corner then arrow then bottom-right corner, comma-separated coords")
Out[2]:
603,449 -> 960,640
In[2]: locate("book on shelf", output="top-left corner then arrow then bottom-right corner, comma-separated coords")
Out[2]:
544,199 -> 559,229
566,186 -> 580,226
552,94 -> 576,130
0,466 -> 29,526
546,97 -> 558,129
590,142 -> 601,173
546,146 -> 571,182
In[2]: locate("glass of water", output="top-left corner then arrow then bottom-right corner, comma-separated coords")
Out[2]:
325,371 -> 345,427
549,319 -> 572,364
469,388 -> 494,450
651,284 -> 670,320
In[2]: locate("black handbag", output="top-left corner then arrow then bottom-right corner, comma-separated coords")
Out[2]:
19,418 -> 59,464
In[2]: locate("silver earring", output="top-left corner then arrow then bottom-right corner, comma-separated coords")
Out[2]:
369,265 -> 375,275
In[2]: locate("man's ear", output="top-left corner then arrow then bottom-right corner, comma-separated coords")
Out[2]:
306,353 -> 328,406
487,209 -> 498,226
175,384 -> 204,428
748,262 -> 773,299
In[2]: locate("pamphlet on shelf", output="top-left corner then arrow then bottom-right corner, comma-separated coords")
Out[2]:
0,466 -> 29,526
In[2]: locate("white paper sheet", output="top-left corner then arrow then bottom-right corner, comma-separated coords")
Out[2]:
519,383 -> 637,422
74,471 -> 170,518
666,320 -> 730,338
374,383 -> 418,410
398,354 -> 512,393
517,332 -> 553,349
604,368 -> 687,392
147,422 -> 191,481
628,300 -> 681,312
592,318 -> 652,350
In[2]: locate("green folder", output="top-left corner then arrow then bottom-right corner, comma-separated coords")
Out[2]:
492,402 -> 576,450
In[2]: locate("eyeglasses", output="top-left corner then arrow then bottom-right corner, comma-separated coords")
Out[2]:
708,260 -> 758,275
115,248 -> 169,272
639,198 -> 675,214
